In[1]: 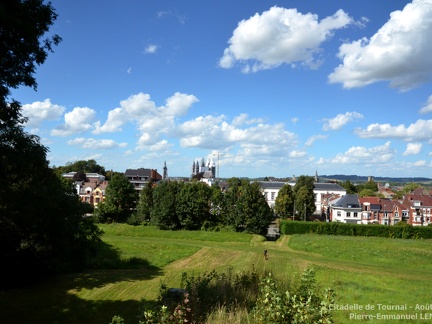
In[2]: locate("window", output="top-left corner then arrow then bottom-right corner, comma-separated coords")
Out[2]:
95,197 -> 100,203
337,211 -> 341,216
263,192 -> 268,200
346,212 -> 351,217
394,212 -> 399,218
271,192 -> 275,200
354,212 -> 358,218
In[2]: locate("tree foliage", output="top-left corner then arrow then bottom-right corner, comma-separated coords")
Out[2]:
145,179 -> 273,234
356,180 -> 378,194
236,182 -> 274,234
340,179 -> 356,194
95,174 -> 138,223
151,181 -> 182,230
221,178 -> 242,230
295,186 -> 316,220
293,176 -> 316,220
0,0 -> 61,105
136,180 -> 154,223
402,183 -> 421,194
274,184 -> 294,219
53,159 -> 106,177
176,182 -> 212,230
0,0 -> 103,289
293,176 -> 315,195
359,188 -> 376,198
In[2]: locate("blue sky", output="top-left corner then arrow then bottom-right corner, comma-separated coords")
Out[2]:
12,0 -> 432,178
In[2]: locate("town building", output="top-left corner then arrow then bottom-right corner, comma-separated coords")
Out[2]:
257,179 -> 346,213
124,168 -> 162,192
402,194 -> 432,226
329,194 -> 362,224
62,171 -> 105,183
191,158 -> 216,185
76,181 -> 108,207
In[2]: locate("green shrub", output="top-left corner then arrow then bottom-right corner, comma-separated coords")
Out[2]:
253,268 -> 334,323
280,221 -> 432,239
137,267 -> 334,324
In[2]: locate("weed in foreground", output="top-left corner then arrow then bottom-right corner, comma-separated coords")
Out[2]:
111,266 -> 335,323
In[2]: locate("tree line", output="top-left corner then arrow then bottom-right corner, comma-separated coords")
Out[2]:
95,176 -> 274,235
271,175 -> 316,220
1,0 -> 101,289
338,179 -> 422,199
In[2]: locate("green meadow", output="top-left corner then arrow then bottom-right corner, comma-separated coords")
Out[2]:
1,224 -> 431,323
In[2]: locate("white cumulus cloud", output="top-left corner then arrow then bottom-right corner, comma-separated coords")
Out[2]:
403,142 -> 422,155
94,92 -> 198,148
305,134 -> 327,146
21,99 -> 65,127
322,111 -> 363,131
68,137 -> 128,149
219,6 -> 352,72
354,119 -> 432,141
289,150 -> 307,158
419,95 -> 432,114
51,107 -> 96,136
412,160 -> 426,166
329,0 -> 432,90
178,116 -> 297,156
331,141 -> 395,164
232,113 -> 265,126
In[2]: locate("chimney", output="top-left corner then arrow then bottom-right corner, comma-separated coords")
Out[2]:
151,169 -> 156,180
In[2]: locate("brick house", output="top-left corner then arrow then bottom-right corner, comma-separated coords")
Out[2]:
402,194 -> 432,226
76,181 -> 108,207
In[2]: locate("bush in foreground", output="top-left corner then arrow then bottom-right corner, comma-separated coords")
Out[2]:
112,267 -> 335,323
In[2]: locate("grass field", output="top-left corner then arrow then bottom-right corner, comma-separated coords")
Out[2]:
1,224 -> 431,323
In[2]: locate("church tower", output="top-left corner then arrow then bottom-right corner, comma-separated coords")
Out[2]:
163,161 -> 168,179
195,160 -> 200,175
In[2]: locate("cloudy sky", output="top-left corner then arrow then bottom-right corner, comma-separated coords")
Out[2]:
13,0 -> 432,178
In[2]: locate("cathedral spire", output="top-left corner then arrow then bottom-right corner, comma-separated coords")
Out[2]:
163,161 -> 168,179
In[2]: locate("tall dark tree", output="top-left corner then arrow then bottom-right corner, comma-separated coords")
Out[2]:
151,181 -> 182,230
95,174 -> 138,223
274,184 -> 294,219
295,186 -> 316,220
209,183 -> 224,225
293,176 -> 316,220
0,0 -> 61,107
293,176 -> 315,195
176,182 -> 212,230
221,177 -> 242,229
0,0 -> 103,289
235,182 -> 273,234
136,180 -> 154,222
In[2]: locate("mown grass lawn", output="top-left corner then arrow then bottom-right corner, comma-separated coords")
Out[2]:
1,224 -> 431,323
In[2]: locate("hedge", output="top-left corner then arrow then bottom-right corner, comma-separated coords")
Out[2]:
280,221 -> 432,239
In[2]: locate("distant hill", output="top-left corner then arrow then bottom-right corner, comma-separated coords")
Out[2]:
321,175 -> 432,183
